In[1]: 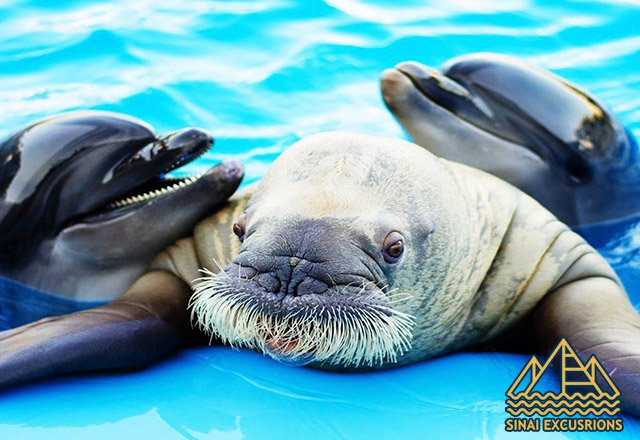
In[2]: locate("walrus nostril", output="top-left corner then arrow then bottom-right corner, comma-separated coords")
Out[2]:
294,278 -> 329,296
256,273 -> 281,293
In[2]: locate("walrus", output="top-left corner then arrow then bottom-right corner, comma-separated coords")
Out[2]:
1,132 -> 639,415
380,53 -> 639,226
0,111 -> 242,327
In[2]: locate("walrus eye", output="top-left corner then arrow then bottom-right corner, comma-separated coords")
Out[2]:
232,215 -> 247,242
382,231 -> 404,263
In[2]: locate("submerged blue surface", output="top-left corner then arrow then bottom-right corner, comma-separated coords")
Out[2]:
0,275 -> 105,330
2,0 -> 640,438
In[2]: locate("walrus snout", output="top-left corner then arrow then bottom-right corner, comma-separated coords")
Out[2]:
190,217 -> 416,368
190,261 -> 415,368
223,254 -> 381,306
227,216 -> 388,300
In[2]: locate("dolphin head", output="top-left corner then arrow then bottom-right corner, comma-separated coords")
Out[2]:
381,53 -> 638,225
0,111 -> 243,298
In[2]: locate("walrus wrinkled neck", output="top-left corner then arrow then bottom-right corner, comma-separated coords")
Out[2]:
400,160 -> 521,360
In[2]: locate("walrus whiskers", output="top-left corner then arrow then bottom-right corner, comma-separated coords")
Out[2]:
6,131 -> 640,418
189,268 -> 416,368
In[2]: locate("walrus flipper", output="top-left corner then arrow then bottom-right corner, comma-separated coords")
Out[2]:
0,271 -> 192,388
534,270 -> 640,416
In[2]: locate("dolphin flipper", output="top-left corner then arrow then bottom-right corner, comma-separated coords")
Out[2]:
0,270 -> 193,388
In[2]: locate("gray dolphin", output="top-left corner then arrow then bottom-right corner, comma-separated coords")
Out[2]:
0,111 -> 243,311
380,52 -> 640,226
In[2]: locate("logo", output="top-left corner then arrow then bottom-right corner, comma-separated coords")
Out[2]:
504,338 -> 623,433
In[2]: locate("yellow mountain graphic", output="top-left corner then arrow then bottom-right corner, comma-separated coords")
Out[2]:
505,338 -> 620,417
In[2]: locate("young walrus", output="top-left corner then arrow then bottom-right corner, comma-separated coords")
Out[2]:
2,132 -> 639,415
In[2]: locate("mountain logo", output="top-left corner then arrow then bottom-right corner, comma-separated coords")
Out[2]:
506,338 -> 620,418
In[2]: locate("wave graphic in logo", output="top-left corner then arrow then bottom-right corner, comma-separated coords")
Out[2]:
506,338 -> 620,417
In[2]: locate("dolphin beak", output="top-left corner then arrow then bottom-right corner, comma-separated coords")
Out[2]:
393,61 -> 494,120
380,67 -> 414,113
152,128 -> 213,168
110,128 -> 213,181
83,127 -> 221,217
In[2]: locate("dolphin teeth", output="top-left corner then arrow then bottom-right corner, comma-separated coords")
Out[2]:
105,172 -> 205,210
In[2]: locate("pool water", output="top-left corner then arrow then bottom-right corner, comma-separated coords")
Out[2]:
1,0 -> 640,438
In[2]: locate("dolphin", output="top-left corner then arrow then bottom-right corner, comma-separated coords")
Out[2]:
380,52 -> 640,226
0,111 -> 243,320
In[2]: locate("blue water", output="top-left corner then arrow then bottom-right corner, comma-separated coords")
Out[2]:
1,0 -> 640,439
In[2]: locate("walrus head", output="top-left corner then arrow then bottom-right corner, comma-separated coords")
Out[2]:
191,132 -> 505,369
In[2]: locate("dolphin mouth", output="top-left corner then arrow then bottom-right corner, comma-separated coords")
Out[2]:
387,60 -> 599,183
105,146 -> 211,210
392,61 -> 497,129
79,130 -> 218,222
386,62 -> 546,163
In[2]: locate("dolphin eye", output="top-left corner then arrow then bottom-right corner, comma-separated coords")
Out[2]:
382,231 -> 404,263
232,215 -> 247,242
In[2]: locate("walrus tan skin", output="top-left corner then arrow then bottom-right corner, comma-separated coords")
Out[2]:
1,132 -> 639,415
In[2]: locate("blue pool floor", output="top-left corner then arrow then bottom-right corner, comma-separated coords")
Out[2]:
2,0 -> 640,438
0,345 -> 639,439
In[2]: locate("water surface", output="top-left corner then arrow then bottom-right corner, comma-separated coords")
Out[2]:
1,1 -> 640,438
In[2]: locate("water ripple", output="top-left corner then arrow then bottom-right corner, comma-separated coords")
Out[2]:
2,1 -> 640,439
0,0 -> 639,232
